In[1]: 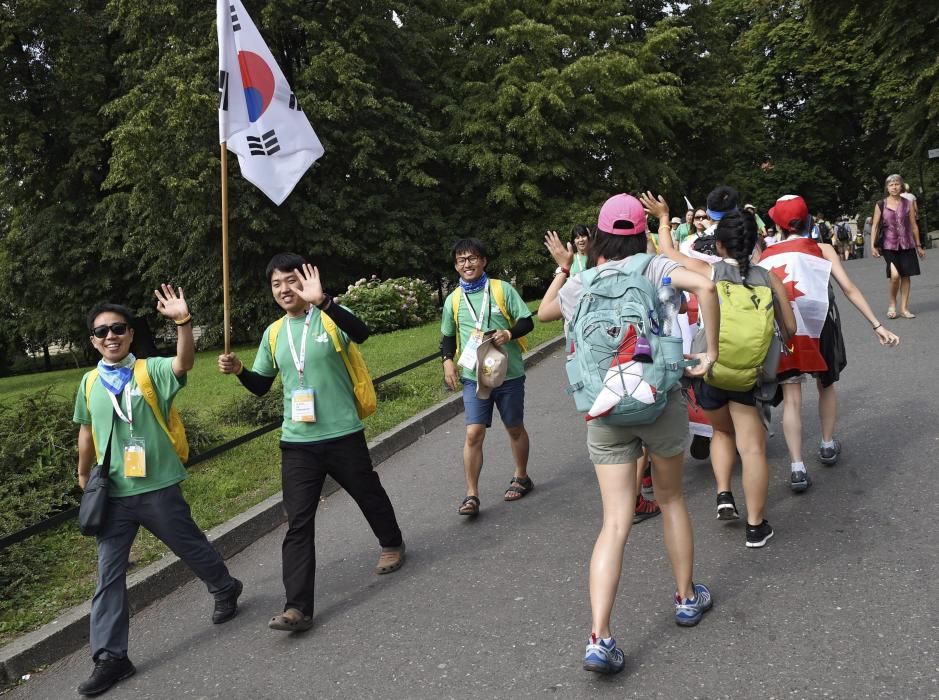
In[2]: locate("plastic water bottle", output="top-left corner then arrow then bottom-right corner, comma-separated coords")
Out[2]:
657,277 -> 681,337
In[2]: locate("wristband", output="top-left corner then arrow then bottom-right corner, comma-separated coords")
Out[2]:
316,295 -> 331,310
559,267 -> 570,276
175,314 -> 192,326
871,323 -> 882,331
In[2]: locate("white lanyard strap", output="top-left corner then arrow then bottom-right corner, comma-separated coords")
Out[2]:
461,281 -> 490,330
108,384 -> 133,427
286,309 -> 314,384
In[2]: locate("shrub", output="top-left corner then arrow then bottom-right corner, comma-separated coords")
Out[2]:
216,377 -> 284,426
335,276 -> 437,334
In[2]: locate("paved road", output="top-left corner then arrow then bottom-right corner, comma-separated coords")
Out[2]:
10,256 -> 937,700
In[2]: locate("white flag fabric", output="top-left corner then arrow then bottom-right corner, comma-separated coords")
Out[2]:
758,236 -> 832,375
217,0 -> 324,205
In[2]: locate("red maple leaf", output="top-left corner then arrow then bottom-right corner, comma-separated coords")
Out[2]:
769,264 -> 804,301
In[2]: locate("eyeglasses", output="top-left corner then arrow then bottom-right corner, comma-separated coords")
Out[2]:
92,323 -> 129,339
694,215 -> 708,221
455,255 -> 480,267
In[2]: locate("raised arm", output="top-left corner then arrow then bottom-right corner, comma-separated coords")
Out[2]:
154,284 -> 194,378
537,230 -> 574,322
668,266 -> 718,378
639,192 -> 711,277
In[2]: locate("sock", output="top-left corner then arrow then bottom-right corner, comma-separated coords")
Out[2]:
821,440 -> 835,449
790,460 -> 806,473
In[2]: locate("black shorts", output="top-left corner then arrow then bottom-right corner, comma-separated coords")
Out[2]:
695,379 -> 756,410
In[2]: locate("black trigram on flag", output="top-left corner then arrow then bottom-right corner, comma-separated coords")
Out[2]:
247,129 -> 281,156
218,71 -> 229,111
288,93 -> 303,112
230,4 -> 241,31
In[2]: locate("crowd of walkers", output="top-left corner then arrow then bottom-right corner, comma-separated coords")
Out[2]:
70,178 -> 913,694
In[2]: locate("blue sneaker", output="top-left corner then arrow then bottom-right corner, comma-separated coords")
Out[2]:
674,583 -> 713,627
583,634 -> 626,674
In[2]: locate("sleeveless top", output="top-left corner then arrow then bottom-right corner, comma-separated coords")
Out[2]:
711,259 -> 774,291
881,198 -> 914,250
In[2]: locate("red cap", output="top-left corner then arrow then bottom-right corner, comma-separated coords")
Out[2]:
768,195 -> 811,234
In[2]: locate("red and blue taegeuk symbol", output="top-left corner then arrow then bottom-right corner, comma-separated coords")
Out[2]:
237,51 -> 275,122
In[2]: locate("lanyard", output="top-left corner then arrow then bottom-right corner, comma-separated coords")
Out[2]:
286,308 -> 314,385
462,281 -> 490,331
108,384 -> 134,429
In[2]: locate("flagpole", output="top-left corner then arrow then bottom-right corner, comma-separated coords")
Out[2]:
220,143 -> 231,354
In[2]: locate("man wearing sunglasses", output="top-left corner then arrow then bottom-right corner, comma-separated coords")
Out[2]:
73,288 -> 242,697
440,238 -> 535,517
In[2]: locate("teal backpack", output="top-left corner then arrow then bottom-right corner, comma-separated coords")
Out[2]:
565,254 -> 692,426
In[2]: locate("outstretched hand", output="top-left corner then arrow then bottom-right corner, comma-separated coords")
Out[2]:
875,326 -> 900,347
639,191 -> 670,220
154,284 -> 189,322
544,230 -> 575,269
288,263 -> 326,306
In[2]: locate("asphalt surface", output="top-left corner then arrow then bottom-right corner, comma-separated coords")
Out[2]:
8,255 -> 937,700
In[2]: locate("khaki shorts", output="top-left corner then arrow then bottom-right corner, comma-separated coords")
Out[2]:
586,389 -> 690,465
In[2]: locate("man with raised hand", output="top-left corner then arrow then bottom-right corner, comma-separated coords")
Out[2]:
75,287 -> 242,697
218,254 -> 404,634
440,238 -> 535,517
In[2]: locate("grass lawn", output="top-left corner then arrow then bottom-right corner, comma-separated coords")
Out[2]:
0,303 -> 561,645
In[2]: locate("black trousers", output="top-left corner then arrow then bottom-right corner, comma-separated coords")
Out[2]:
280,430 -> 402,616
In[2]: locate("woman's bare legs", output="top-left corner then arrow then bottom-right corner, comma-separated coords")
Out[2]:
650,451 -> 694,600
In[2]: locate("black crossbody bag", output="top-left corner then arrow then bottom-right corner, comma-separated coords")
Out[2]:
78,414 -> 116,537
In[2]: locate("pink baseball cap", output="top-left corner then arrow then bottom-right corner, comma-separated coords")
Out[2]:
597,194 -> 648,236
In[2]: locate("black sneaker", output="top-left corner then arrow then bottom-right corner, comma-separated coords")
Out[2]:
819,439 -> 842,466
212,578 -> 243,624
78,656 -> 136,696
745,520 -> 775,548
716,491 -> 739,520
790,470 -> 812,493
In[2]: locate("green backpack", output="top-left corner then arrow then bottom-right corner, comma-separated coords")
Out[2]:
704,262 -> 775,392
565,254 -> 691,426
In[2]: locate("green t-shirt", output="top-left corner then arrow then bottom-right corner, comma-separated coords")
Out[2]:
252,309 -> 364,443
73,357 -> 188,498
440,280 -> 532,382
571,253 -> 588,276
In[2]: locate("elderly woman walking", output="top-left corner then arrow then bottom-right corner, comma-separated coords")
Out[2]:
870,174 -> 925,319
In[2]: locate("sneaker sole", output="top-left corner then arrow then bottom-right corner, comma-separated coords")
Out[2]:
716,506 -> 739,520
819,456 -> 839,466
746,530 -> 775,548
675,603 -> 713,627
790,480 -> 811,493
583,660 -> 624,674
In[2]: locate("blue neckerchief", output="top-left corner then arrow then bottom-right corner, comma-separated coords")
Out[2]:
97,353 -> 136,395
459,272 -> 489,295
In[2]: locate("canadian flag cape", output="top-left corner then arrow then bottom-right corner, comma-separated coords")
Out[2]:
217,0 -> 325,205
758,237 -> 832,375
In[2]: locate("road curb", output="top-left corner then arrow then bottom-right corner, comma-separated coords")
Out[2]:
0,334 -> 564,688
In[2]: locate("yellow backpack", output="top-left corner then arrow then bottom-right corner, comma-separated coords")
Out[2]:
268,313 -> 377,419
451,279 -> 529,357
84,359 -> 190,463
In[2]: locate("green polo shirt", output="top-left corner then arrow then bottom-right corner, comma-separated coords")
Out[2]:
440,280 -> 531,382
571,253 -> 588,275
253,309 -> 363,443
73,357 -> 188,497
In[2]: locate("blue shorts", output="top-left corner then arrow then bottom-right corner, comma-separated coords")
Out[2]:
462,376 -> 526,428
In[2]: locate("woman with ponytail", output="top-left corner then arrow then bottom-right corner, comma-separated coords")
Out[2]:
641,189 -> 796,549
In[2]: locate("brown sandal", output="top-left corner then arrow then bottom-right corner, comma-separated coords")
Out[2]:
268,608 -> 314,632
504,476 -> 534,502
376,543 -> 406,574
458,495 -> 480,516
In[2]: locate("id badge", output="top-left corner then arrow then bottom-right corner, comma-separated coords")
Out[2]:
291,388 -> 316,423
123,437 -> 147,478
458,330 -> 484,371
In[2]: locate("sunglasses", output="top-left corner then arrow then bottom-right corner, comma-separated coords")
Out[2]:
92,323 -> 129,339
694,215 -> 708,221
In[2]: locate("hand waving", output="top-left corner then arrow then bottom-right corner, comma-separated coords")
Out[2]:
288,263 -> 326,306
639,191 -> 670,220
154,284 -> 189,322
544,230 -> 575,269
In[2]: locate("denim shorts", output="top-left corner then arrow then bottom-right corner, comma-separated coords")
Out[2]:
462,376 -> 525,428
